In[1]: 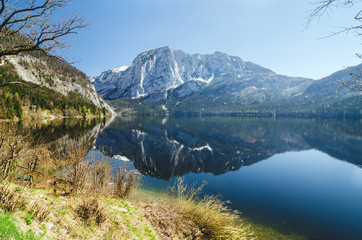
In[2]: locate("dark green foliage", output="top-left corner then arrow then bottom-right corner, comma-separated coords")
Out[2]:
13,93 -> 23,119
3,93 -> 15,119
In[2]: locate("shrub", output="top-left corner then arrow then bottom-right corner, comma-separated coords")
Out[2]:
55,139 -> 93,195
75,198 -> 106,225
0,123 -> 30,183
31,202 -> 51,222
114,166 -> 140,199
88,151 -> 112,196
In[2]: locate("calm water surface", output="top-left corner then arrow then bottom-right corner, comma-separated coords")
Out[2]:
46,116 -> 362,239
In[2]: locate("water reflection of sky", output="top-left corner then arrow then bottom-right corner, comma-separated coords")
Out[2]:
142,150 -> 362,240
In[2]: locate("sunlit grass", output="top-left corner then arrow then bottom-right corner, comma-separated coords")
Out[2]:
0,211 -> 40,240
168,178 -> 254,240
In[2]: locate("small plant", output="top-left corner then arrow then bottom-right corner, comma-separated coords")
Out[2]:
0,185 -> 27,212
31,203 -> 51,222
75,198 -> 106,225
25,211 -> 34,225
15,186 -> 23,193
114,167 -> 140,199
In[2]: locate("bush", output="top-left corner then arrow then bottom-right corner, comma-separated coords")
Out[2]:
0,123 -> 30,183
88,151 -> 112,196
55,139 -> 93,195
114,166 -> 140,199
75,198 -> 106,225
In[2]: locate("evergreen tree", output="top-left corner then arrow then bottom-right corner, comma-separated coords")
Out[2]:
14,92 -> 23,119
4,93 -> 14,119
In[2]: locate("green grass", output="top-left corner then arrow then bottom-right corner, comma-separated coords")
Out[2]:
0,212 -> 40,240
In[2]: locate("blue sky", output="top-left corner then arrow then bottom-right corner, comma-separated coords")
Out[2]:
62,0 -> 361,79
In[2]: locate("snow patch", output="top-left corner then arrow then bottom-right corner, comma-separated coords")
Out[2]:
113,155 -> 130,162
191,74 -> 214,84
191,144 -> 213,152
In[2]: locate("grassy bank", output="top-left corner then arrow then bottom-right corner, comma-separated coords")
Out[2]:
0,181 -> 256,240
0,183 -> 158,240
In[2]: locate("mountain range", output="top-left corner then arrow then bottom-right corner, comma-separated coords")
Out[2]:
92,46 -> 361,116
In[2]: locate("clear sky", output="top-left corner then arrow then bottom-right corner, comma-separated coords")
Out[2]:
61,0 -> 362,79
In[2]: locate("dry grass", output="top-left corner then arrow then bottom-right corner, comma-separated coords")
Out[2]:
114,166 -> 140,199
53,139 -> 93,195
0,183 -> 158,240
137,202 -> 203,240
0,185 -> 27,212
30,202 -> 51,222
75,198 -> 106,225
88,152 -> 112,196
168,178 -> 254,240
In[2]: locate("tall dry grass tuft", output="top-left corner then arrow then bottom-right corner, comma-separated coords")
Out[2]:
0,185 -> 27,212
169,178 -> 254,240
88,151 -> 112,196
54,139 -> 93,195
114,166 -> 140,199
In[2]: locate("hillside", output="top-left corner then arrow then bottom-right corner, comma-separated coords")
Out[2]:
0,49 -> 113,119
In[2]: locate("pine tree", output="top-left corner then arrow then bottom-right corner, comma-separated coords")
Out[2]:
4,93 -> 14,119
14,92 -> 23,119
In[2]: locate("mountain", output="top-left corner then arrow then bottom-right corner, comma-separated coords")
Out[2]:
0,49 -> 113,117
92,46 -> 361,116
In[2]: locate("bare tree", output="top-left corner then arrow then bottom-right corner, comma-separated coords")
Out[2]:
309,0 -> 362,91
0,0 -> 87,64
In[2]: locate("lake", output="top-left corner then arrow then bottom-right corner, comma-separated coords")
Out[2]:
41,116 -> 362,239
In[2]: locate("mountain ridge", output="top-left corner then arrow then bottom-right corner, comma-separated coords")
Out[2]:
92,46 -> 361,116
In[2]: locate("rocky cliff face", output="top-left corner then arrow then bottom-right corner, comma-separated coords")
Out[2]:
92,46 -> 313,104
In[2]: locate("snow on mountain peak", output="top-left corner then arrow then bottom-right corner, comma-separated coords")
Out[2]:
92,47 -> 273,100
112,66 -> 129,73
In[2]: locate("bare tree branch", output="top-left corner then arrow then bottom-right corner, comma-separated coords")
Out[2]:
331,67 -> 362,91
0,81 -> 36,88
0,0 -> 87,62
310,0 -> 362,91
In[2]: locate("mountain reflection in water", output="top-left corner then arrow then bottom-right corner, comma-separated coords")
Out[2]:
95,117 -> 362,179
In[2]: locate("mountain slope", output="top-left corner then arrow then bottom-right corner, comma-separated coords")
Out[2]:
0,49 -> 114,117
